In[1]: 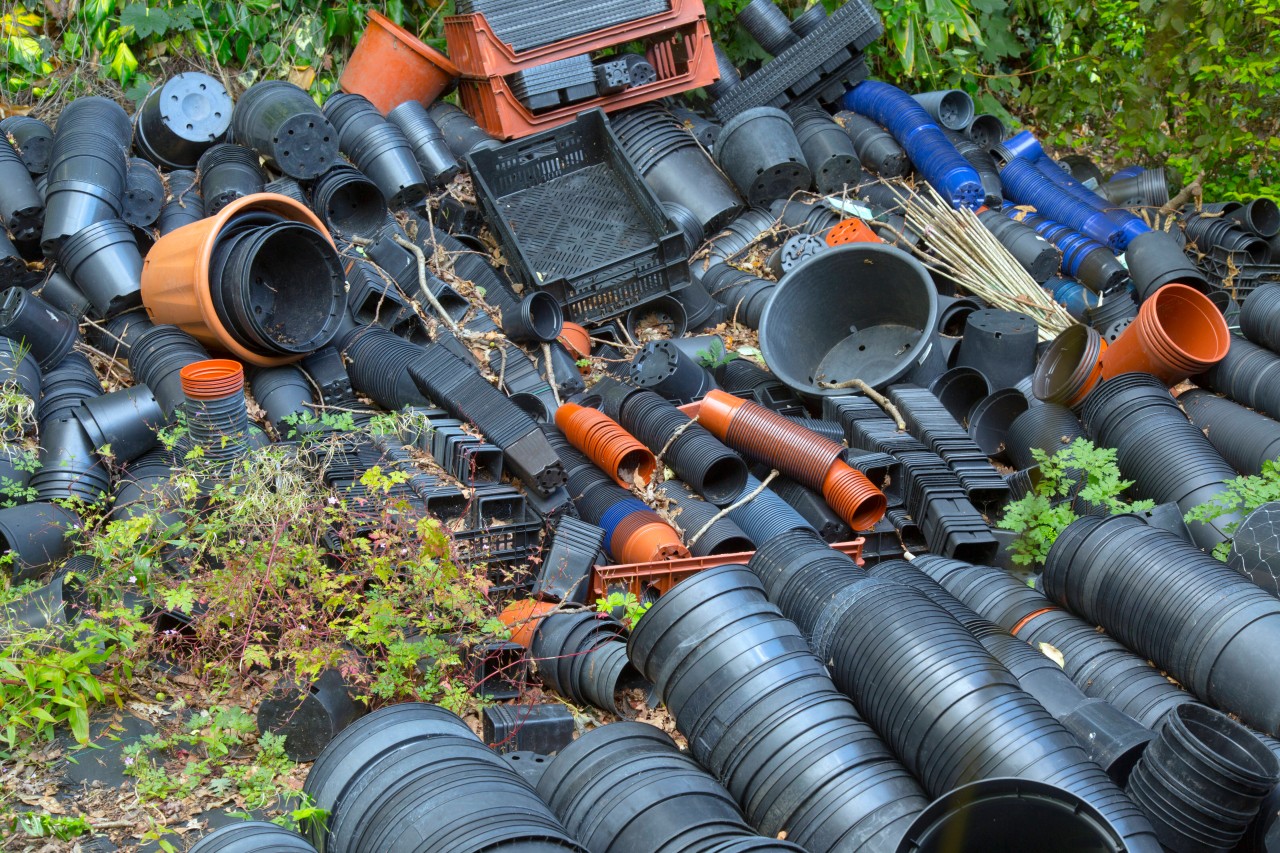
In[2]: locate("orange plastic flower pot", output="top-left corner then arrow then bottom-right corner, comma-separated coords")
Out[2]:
340,10 -> 460,114
611,513 -> 690,564
1034,324 -> 1108,408
825,217 -> 882,246
558,322 -> 592,366
140,193 -> 336,368
499,598 -> 557,648
822,461 -> 888,530
696,389 -> 746,440
180,359 -> 245,400
1099,283 -> 1230,385
556,403 -> 656,489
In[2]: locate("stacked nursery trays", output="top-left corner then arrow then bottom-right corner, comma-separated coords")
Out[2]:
444,0 -> 719,138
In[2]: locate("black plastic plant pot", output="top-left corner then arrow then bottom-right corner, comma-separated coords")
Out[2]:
1004,403 -> 1084,471
759,243 -> 938,396
1,115 -> 54,175
714,107 -> 812,206
86,306 -> 153,358
1124,229 -> 1209,302
899,778 -> 1127,853
1225,198 -> 1280,239
965,114 -> 1006,149
624,295 -> 688,341
427,102 -> 502,161
0,501 -> 81,584
911,89 -> 975,132
249,365 -> 317,434
197,144 -> 266,214
120,158 -> 163,228
629,339 -> 714,403
231,80 -> 339,180
343,123 -> 429,209
834,112 -> 910,178
157,169 -> 205,235
56,95 -> 132,147
257,669 -> 366,762
214,220 -> 347,355
1179,389 -> 1280,477
73,385 -> 165,463
263,176 -> 309,204
133,71 -> 232,170
188,821 -> 318,852
386,101 -> 461,187
30,414 -> 110,505
310,164 -> 387,240
127,324 -> 210,417
0,287 -> 78,370
0,228 -> 29,289
790,106 -> 859,195
36,353 -> 103,423
57,218 -> 143,317
737,0 -> 799,55
606,105 -> 745,234
967,388 -> 1029,461
491,289 -> 564,344
0,139 -> 45,243
976,210 -> 1059,283
617,390 -> 747,505
928,367 -> 991,425
955,309 -> 1038,391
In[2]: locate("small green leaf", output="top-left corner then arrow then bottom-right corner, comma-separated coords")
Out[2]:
119,3 -> 171,39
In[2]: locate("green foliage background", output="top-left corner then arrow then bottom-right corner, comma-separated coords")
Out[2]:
2,0 -> 1277,196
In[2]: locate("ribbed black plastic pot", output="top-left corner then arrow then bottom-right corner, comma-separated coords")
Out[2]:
427,102 -> 501,161
57,95 -> 132,147
0,287 -> 77,370
610,104 -> 744,233
1196,336 -> 1280,422
726,474 -> 816,542
1179,388 -> 1280,476
616,389 -> 747,505
1004,403 -> 1085,471
955,309 -> 1038,391
967,387 -> 1030,461
0,335 -> 42,403
1125,229 -> 1210,302
386,100 -> 461,187
702,264 -> 774,329
790,106 -> 859,195
249,365 -> 317,434
132,72 -> 231,170
714,107 -> 811,206
122,157 -> 165,228
36,352 -> 102,424
188,821 -> 318,852
911,89 -> 975,131
1239,280 -> 1280,354
927,366 -> 990,425
0,501 -> 81,583
1044,515 -> 1280,737
73,385 -> 164,463
1099,168 -> 1169,208
628,339 -> 712,403
0,138 -> 45,244
965,113 -> 1006,148
41,127 -> 128,255
1,115 -> 53,175
127,323 -> 210,417
57,218 -> 143,317
231,80 -> 338,179
657,480 -> 754,555
737,0 -> 799,55
30,415 -> 110,506
1126,703 -> 1280,853
197,144 -> 265,214
833,111 -> 910,178
309,164 -> 386,240
976,210 -> 1058,282
341,122 -> 429,209
156,169 -> 205,235
1225,198 -> 1280,239
759,242 -> 938,396
339,326 -> 431,410
213,219 -> 347,356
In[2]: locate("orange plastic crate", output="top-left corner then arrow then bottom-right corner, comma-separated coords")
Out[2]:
591,538 -> 866,600
456,20 -> 719,139
444,0 -> 709,78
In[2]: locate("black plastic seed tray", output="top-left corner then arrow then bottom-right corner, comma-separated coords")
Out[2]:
456,0 -> 671,52
467,109 -> 689,324
453,484 -> 544,568
509,55 -> 598,111
711,0 -> 882,120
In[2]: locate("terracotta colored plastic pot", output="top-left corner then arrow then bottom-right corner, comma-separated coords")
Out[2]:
140,193 -> 338,367
180,359 -> 245,400
558,322 -> 592,364
340,11 -> 459,114
1099,283 -> 1230,385
822,461 -> 888,531
611,512 -> 691,564
699,389 -> 846,487
825,218 -> 882,246
1034,324 -> 1108,408
555,403 -> 656,489
500,599 -> 558,648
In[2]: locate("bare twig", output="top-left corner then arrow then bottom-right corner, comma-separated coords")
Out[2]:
540,342 -> 563,409
687,469 -> 778,548
655,415 -> 699,469
815,378 -> 906,430
1162,178 -> 1203,214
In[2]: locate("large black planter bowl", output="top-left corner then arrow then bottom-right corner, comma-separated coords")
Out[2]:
74,385 -> 165,463
132,71 -> 232,170
714,107 -> 812,206
257,669 -> 366,762
57,218 -> 143,317
0,287 -> 78,370
188,821 -> 317,852
231,80 -> 338,180
900,778 -> 1127,853
0,501 -> 81,583
1,115 -> 54,174
759,242 -> 938,396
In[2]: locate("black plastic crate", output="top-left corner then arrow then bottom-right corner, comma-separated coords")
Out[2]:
467,109 -> 689,324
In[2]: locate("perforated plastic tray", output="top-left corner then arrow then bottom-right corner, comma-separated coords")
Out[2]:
467,109 -> 689,323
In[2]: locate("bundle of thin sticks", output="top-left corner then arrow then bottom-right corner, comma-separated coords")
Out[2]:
887,184 -> 1077,342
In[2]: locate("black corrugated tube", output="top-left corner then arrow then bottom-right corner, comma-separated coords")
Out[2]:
1179,388 -> 1280,475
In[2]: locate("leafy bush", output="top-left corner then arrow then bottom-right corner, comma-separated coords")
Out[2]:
1184,459 -> 1280,560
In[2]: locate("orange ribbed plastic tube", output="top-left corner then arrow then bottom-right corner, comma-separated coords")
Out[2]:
556,403 -> 657,488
